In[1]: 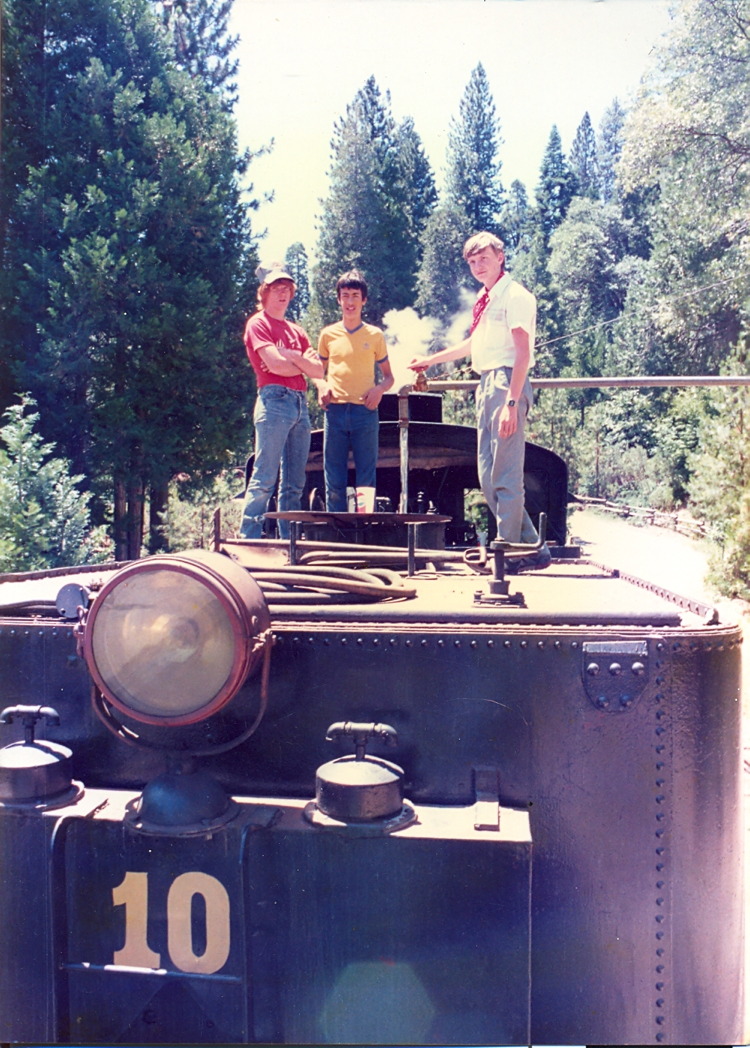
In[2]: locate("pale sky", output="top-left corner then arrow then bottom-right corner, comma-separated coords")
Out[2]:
230,0 -> 674,264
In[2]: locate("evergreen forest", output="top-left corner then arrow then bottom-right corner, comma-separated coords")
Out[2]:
1,0 -> 748,597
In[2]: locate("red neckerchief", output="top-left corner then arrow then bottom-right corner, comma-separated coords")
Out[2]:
469,289 -> 489,334
469,272 -> 506,334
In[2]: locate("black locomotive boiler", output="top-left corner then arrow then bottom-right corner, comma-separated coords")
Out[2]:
0,390 -> 744,1046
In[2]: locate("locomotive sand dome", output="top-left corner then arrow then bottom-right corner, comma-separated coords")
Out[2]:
0,383 -> 744,1046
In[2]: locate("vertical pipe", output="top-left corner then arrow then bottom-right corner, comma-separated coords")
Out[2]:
398,387 -> 410,514
407,523 -> 416,577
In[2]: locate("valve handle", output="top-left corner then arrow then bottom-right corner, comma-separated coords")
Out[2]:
325,721 -> 398,761
491,512 -> 548,558
0,705 -> 61,745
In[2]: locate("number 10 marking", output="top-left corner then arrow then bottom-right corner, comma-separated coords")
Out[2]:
112,870 -> 231,974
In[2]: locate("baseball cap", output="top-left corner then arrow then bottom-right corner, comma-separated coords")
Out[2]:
255,261 -> 295,286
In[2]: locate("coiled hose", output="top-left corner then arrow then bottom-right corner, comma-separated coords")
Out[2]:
248,563 -> 417,605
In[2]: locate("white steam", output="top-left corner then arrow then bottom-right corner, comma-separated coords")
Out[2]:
382,293 -> 475,389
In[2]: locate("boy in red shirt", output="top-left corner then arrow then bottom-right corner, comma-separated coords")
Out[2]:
240,264 -> 323,538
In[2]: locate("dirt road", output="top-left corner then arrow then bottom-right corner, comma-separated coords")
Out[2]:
569,504 -> 748,624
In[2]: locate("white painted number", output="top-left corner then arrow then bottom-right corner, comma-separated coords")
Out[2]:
112,870 -> 231,974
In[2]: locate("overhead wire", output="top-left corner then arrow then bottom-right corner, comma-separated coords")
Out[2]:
536,273 -> 747,350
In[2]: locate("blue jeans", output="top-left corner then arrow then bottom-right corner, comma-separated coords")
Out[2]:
324,402 -> 379,512
241,385 -> 311,539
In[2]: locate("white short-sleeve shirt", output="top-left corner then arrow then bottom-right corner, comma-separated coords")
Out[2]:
470,273 -> 537,374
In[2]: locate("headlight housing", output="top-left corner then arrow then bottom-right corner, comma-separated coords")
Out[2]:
81,550 -> 271,727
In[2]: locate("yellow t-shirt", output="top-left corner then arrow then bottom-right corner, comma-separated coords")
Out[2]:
317,322 -> 388,404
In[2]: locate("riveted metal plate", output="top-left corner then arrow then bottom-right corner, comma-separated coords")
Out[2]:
582,640 -> 649,712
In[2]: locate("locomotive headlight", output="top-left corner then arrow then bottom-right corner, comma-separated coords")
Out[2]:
81,551 -> 271,727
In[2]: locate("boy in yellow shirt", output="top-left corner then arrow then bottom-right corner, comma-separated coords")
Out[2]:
317,271 -> 393,511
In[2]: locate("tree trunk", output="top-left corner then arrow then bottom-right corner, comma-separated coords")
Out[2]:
127,477 -> 145,559
149,483 -> 170,553
113,475 -> 146,560
114,480 -> 128,561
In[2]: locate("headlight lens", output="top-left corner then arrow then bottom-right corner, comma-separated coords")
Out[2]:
82,551 -> 271,726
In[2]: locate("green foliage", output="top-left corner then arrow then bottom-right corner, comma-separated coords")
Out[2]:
597,98 -> 626,205
445,63 -> 504,235
549,198 -> 634,322
512,126 -> 581,374
561,394 -> 673,508
0,395 -> 110,571
441,375 -> 478,430
312,77 -> 436,325
651,388 -> 707,503
569,112 -> 600,200
527,389 -> 582,488
499,180 -> 532,260
618,0 -> 750,375
534,125 -> 578,245
160,469 -> 244,551
2,0 -> 258,558
157,0 -> 239,105
395,116 -> 439,256
688,345 -> 750,597
415,203 -> 472,321
284,242 -> 311,321
463,488 -> 490,537
547,197 -> 637,384
511,227 -> 563,377
533,384 -> 706,511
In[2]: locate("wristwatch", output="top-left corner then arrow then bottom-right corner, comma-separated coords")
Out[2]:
506,399 -> 516,408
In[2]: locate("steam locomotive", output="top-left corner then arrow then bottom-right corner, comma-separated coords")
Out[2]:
0,390 -> 744,1046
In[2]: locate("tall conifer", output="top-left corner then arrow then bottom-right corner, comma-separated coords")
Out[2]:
597,98 -> 626,204
535,125 -> 578,244
415,203 -> 471,321
158,0 -> 239,105
445,63 -> 504,235
2,0 -> 258,558
284,242 -> 311,322
313,77 -> 435,325
499,180 -> 532,258
570,112 -> 600,200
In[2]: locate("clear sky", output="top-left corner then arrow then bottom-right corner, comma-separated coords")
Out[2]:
229,0 -> 674,265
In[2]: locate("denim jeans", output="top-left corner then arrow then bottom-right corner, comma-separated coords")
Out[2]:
475,366 -> 533,542
240,385 -> 311,539
323,402 -> 379,512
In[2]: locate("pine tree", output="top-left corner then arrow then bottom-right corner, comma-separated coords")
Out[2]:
3,0 -> 259,558
535,125 -> 579,245
597,98 -> 627,204
499,180 -> 532,259
445,63 -> 504,235
394,116 -> 438,276
511,227 -> 563,377
0,395 -> 107,571
312,78 -> 433,324
157,0 -> 239,106
570,112 -> 600,200
284,242 -> 311,322
415,202 -> 472,321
